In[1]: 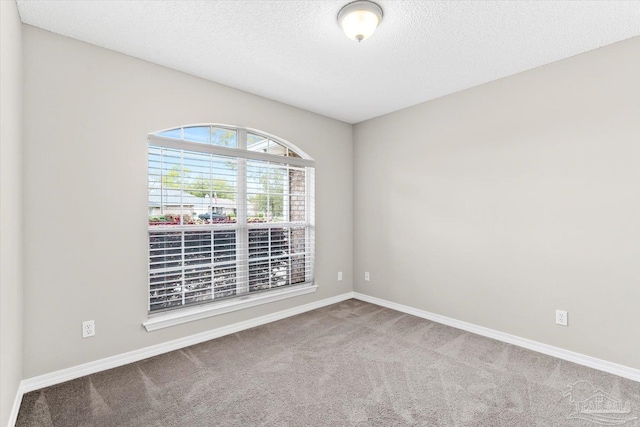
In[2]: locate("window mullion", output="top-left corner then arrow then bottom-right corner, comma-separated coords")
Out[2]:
288,227 -> 292,287
180,150 -> 184,225
267,166 -> 271,221
284,164 -> 290,223
180,149 -> 186,304
286,165 -> 291,287
268,226 -> 272,290
306,167 -> 314,282
236,128 -> 248,295
181,230 -> 186,306
159,149 -> 164,216
211,229 -> 215,300
209,155 -> 215,300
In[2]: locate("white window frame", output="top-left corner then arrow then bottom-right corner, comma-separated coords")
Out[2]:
143,124 -> 316,331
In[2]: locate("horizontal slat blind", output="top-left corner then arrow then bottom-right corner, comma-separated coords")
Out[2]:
247,226 -> 312,292
148,125 -> 314,313
149,229 -> 238,311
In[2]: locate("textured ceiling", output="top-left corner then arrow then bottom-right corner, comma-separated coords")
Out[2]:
16,1 -> 640,123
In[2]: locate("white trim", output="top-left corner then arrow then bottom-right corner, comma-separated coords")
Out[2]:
19,292 -> 354,395
352,292 -> 640,383
144,283 -> 318,331
7,384 -> 23,427
149,135 -> 315,168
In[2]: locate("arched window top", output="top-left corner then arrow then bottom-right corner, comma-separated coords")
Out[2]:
156,125 -> 238,148
152,124 -> 312,164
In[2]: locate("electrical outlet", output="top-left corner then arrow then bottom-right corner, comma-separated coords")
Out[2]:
556,310 -> 568,326
338,272 -> 343,281
83,320 -> 95,338
364,272 -> 370,281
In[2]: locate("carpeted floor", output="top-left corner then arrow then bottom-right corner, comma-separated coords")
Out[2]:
16,299 -> 640,426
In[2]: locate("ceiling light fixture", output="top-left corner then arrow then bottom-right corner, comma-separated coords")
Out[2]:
338,0 -> 383,43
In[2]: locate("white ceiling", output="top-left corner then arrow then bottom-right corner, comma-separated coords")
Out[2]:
16,1 -> 640,124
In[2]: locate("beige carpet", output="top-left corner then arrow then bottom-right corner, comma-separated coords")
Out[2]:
16,299 -> 640,426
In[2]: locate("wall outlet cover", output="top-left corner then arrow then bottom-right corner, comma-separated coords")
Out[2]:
83,320 -> 95,338
556,310 -> 568,326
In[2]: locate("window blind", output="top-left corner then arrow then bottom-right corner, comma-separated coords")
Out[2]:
147,126 -> 314,313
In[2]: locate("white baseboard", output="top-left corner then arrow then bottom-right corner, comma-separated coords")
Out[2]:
18,292 -> 354,397
11,290 -> 638,427
7,384 -> 23,427
352,292 -> 640,383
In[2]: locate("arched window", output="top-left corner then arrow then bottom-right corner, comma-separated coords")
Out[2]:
146,125 -> 315,324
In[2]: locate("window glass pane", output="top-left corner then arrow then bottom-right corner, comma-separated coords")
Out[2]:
213,229 -> 237,299
148,147 -> 163,219
149,270 -> 183,311
149,230 -> 183,311
268,194 -> 286,222
289,195 -> 305,222
211,128 -> 237,148
149,149 -> 238,226
290,226 -> 307,284
288,167 -> 305,194
182,126 -> 211,144
270,227 -> 289,257
149,231 -> 182,270
184,231 -> 212,267
248,259 -> 270,292
247,226 -> 307,292
248,227 -> 271,291
181,150 -> 212,224
209,155 -> 237,223
270,256 -> 290,288
148,228 -> 238,312
286,148 -> 301,158
214,266 -> 237,299
157,128 -> 182,139
148,148 -> 184,224
247,160 -> 288,222
248,228 -> 269,260
247,133 -> 268,152
214,229 -> 236,265
184,266 -> 213,306
247,160 -> 266,222
268,140 -> 287,156
289,167 -> 306,222
148,149 -> 203,226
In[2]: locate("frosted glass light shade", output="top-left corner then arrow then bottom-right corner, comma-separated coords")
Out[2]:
338,1 -> 383,42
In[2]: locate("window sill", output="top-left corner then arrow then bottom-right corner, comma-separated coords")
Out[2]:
142,283 -> 318,332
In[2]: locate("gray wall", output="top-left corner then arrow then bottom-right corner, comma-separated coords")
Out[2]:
354,37 -> 640,370
22,26 -> 353,378
0,0 -> 24,425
